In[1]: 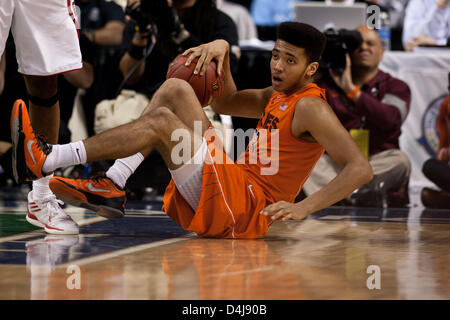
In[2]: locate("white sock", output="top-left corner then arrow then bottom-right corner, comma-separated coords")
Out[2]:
42,141 -> 87,174
32,173 -> 54,200
105,153 -> 145,189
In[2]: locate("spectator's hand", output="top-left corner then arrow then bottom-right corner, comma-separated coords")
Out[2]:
329,54 -> 357,95
260,201 -> 308,221
127,0 -> 141,10
182,40 -> 230,76
437,0 -> 450,9
405,35 -> 437,51
126,0 -> 151,34
126,0 -> 141,22
438,147 -> 450,163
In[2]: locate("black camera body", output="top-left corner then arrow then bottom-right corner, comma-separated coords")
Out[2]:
126,0 -> 167,21
126,0 -> 178,31
126,0 -> 185,41
320,28 -> 363,75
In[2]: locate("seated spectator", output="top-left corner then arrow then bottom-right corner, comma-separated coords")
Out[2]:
436,74 -> 450,159
93,0 -> 239,193
107,0 -> 238,131
118,0 -> 238,96
303,25 -> 412,207
421,73 -> 450,208
403,0 -> 450,51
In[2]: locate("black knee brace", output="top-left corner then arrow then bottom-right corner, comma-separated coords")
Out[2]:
27,92 -> 59,108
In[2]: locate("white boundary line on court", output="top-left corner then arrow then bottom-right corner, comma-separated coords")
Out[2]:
0,216 -> 106,244
59,234 -> 196,267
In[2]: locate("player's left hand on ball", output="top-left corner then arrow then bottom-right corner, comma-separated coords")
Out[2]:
260,201 -> 304,221
182,39 -> 229,76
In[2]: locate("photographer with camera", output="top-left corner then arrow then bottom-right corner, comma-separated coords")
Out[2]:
94,0 -> 238,134
118,0 -> 238,91
92,0 -> 238,193
302,25 -> 412,207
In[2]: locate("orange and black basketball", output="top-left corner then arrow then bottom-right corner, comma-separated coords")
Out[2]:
166,54 -> 225,107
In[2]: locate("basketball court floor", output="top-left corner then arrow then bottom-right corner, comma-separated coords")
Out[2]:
0,188 -> 449,300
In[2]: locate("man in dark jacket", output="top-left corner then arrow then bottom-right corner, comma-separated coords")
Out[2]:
303,25 -> 412,207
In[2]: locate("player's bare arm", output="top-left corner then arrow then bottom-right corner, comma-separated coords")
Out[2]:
261,97 -> 373,220
183,39 -> 274,118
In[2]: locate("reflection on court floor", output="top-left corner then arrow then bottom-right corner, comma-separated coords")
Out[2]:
0,201 -> 449,299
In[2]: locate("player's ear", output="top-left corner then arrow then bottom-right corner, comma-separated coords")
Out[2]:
307,62 -> 319,76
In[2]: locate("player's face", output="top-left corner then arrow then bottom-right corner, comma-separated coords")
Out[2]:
270,40 -> 313,94
351,26 -> 384,69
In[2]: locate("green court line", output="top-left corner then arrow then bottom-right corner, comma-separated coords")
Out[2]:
0,213 -> 40,237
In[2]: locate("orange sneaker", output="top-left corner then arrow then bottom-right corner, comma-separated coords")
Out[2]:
49,176 -> 126,219
10,99 -> 52,184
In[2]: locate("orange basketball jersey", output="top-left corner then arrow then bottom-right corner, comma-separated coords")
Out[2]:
162,83 -> 327,239
238,83 -> 326,203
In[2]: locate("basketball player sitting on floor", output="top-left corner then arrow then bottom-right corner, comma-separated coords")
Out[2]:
12,22 -> 373,239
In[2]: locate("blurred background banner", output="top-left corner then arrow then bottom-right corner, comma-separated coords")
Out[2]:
380,49 -> 450,188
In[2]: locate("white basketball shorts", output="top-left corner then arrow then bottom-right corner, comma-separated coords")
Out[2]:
0,0 -> 82,76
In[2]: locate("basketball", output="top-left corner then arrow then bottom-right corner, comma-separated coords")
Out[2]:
166,54 -> 225,107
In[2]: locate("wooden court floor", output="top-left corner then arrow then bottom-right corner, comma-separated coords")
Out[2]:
0,201 -> 449,300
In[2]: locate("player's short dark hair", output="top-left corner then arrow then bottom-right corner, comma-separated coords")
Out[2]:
277,22 -> 326,63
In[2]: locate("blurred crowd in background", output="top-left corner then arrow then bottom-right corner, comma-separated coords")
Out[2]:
0,0 -> 449,209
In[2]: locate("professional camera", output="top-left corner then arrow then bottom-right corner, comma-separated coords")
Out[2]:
126,0 -> 182,36
320,28 -> 363,75
126,0 -> 168,23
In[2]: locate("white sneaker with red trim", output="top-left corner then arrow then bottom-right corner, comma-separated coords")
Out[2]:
26,191 -> 79,235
